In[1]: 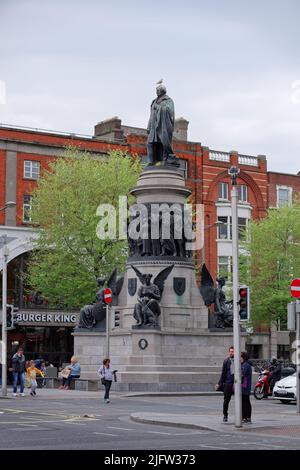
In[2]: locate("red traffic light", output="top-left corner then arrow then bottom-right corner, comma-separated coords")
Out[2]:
239,288 -> 247,298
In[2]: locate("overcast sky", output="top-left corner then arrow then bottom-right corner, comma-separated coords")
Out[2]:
0,0 -> 300,173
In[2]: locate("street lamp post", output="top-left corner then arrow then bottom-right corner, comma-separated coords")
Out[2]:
228,166 -> 242,428
1,201 -> 16,397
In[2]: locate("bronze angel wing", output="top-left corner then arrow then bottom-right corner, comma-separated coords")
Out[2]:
199,263 -> 216,306
130,265 -> 146,285
153,264 -> 174,295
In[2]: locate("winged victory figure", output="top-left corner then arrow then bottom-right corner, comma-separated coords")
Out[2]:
131,264 -> 174,328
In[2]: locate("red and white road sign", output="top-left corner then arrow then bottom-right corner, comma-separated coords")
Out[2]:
104,287 -> 113,304
290,278 -> 300,298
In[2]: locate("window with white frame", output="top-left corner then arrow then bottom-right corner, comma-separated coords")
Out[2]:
238,184 -> 248,203
277,186 -> 292,208
23,195 -> 32,223
217,216 -> 247,240
24,160 -> 40,179
217,216 -> 230,239
218,256 -> 232,281
218,182 -> 229,200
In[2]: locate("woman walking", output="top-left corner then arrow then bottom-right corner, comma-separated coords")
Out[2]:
241,351 -> 252,423
98,358 -> 114,403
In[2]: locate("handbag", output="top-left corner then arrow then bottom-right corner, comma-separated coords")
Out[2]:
59,368 -> 71,379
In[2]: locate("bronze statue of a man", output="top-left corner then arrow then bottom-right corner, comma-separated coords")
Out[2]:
147,80 -> 175,165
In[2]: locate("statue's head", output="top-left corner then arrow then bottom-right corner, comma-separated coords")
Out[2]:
143,273 -> 153,285
156,81 -> 166,97
216,277 -> 226,288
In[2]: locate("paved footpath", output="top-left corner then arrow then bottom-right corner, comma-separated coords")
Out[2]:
0,389 -> 300,450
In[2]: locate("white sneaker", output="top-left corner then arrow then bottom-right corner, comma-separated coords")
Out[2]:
21,393 -> 26,397
13,393 -> 17,397
106,399 -> 110,403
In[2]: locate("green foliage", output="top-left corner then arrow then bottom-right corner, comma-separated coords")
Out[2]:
240,202 -> 300,327
26,148 -> 141,308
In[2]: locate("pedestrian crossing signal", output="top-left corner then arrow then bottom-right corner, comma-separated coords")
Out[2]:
238,286 -> 250,321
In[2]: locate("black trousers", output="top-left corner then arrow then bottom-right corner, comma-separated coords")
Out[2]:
103,379 -> 112,399
62,374 -> 80,387
242,394 -> 252,420
223,383 -> 234,417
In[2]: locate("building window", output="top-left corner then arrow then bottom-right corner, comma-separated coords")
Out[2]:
218,182 -> 229,201
24,160 -> 40,180
238,217 -> 247,239
218,256 -> 232,281
277,186 -> 292,208
218,216 -> 229,239
23,195 -> 32,223
238,184 -> 248,203
217,216 -> 247,240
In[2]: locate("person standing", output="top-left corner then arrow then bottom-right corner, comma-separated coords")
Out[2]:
215,346 -> 235,422
12,348 -> 26,397
98,358 -> 114,404
241,352 -> 252,423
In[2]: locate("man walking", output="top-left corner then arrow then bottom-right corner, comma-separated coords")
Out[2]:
215,346 -> 235,422
12,348 -> 26,397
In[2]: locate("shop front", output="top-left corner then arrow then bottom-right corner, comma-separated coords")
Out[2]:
6,309 -> 79,380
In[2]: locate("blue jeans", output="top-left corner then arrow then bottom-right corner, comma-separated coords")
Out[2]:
13,372 -> 25,393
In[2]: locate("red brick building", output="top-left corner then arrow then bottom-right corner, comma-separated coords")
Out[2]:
1,118 -> 300,362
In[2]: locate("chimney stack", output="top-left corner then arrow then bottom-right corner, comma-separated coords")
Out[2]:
174,117 -> 189,141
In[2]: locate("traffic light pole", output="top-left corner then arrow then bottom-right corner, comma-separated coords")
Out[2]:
230,168 -> 242,427
106,304 -> 110,358
296,301 -> 300,414
1,238 -> 8,397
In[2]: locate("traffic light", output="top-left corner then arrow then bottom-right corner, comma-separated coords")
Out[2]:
113,311 -> 120,329
5,304 -> 19,330
238,286 -> 250,321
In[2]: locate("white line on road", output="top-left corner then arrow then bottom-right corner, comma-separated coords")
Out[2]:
107,426 -> 136,431
198,444 -> 228,450
94,432 -> 118,437
147,430 -> 173,435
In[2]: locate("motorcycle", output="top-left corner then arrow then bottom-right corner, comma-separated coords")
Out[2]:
254,369 -> 271,400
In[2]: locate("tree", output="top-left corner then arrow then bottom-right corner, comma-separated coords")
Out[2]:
239,201 -> 300,327
26,148 -> 141,308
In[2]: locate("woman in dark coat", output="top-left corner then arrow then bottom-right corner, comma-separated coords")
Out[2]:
241,351 -> 252,423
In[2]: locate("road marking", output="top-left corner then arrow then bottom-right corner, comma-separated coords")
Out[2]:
17,424 -> 39,427
147,430 -> 172,435
94,432 -> 118,437
107,426 -> 136,431
198,444 -> 228,449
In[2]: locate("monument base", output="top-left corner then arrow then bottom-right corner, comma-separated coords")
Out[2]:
73,329 -> 247,392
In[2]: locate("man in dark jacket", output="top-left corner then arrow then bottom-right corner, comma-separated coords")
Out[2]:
215,346 -> 234,422
12,348 -> 26,396
268,357 -> 282,393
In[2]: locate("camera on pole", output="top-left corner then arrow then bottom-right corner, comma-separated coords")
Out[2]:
238,286 -> 250,321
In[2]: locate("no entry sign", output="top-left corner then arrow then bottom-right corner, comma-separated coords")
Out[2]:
290,278 -> 300,298
104,287 -> 113,304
